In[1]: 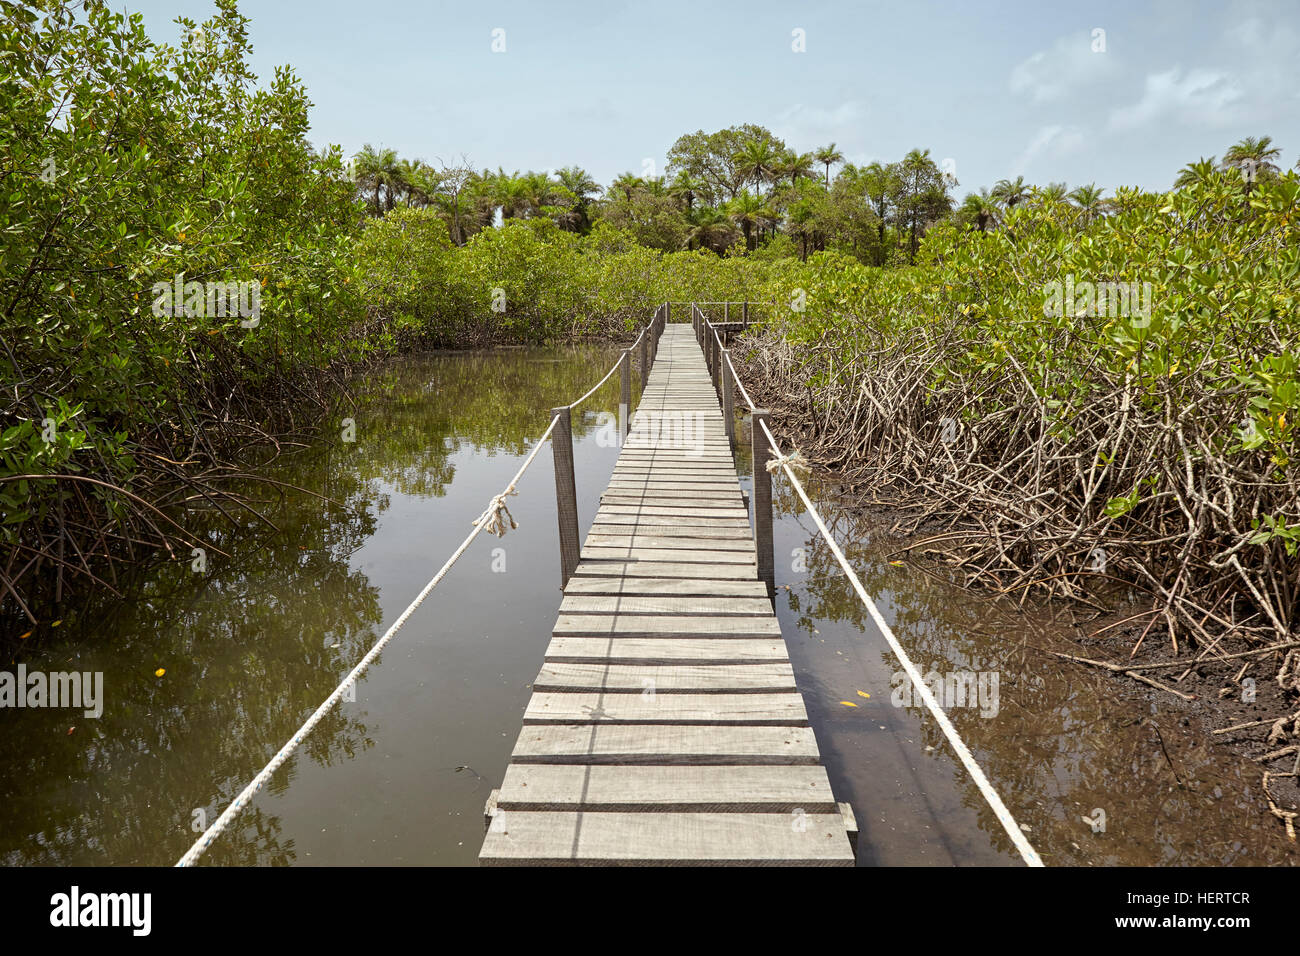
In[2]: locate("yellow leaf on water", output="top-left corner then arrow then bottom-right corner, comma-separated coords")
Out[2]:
154,668 -> 166,677
839,700 -> 858,708
51,620 -> 62,627
889,560 -> 904,567
18,631 -> 31,640
857,691 -> 870,699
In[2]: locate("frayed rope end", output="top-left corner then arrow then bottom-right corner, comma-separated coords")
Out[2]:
765,449 -> 810,476
475,491 -> 518,537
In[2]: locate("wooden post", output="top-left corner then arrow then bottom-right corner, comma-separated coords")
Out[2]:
551,406 -> 580,588
711,329 -> 720,395
620,348 -> 631,442
724,302 -> 729,324
721,348 -> 735,449
640,326 -> 649,390
743,300 -> 749,326
752,409 -> 775,603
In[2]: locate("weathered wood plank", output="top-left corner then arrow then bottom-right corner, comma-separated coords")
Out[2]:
544,636 -> 787,663
552,613 -> 781,638
563,577 -> 770,598
557,595 -> 776,616
479,811 -> 854,865
496,764 -> 838,811
533,661 -> 797,693
579,546 -> 756,564
583,531 -> 756,548
509,723 -> 820,764
571,560 -> 758,579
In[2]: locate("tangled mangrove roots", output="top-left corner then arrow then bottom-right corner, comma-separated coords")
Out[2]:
737,322 -> 1297,647
1,343 -> 370,627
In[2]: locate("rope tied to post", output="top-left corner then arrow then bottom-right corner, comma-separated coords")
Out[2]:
474,491 -> 518,536
765,448 -> 810,476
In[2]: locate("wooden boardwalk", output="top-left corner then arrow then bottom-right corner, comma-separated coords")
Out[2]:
479,324 -> 856,865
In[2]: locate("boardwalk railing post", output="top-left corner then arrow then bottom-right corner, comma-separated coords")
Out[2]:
721,348 -> 735,450
639,324 -> 649,390
743,300 -> 748,327
752,408 -> 775,603
551,406 -> 580,587
713,330 -> 722,396
620,348 -> 631,442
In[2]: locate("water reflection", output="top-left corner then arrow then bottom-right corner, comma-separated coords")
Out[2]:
0,345 -> 627,866
765,475 -> 1294,866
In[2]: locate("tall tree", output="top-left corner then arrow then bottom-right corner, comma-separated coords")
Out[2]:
1221,136 -> 1283,192
734,139 -> 780,197
992,175 -> 1030,209
352,144 -> 402,216
814,143 -> 844,190
554,166 -> 601,232
1068,183 -> 1108,224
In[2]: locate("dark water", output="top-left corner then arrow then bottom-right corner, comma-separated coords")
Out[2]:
0,346 -> 1290,865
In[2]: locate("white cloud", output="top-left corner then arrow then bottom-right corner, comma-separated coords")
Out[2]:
1010,33 -> 1114,103
1012,124 -> 1086,175
1108,68 -> 1244,130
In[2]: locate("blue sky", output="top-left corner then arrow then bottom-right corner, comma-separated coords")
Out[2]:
128,0 -> 1299,195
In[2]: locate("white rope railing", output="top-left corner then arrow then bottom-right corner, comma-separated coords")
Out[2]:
567,317 -> 653,411
175,413 -> 562,866
755,417 -> 1044,868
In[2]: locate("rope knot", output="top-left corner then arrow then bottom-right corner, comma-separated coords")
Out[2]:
475,491 -> 518,537
766,449 -> 810,476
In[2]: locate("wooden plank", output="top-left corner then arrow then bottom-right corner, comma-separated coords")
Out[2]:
591,513 -> 751,527
524,692 -> 807,725
544,636 -> 787,664
563,577 -> 770,598
552,613 -> 780,638
509,724 -> 820,764
558,595 -> 776,616
583,531 -> 756,548
479,811 -> 854,865
571,560 -> 758,580
496,764 -> 837,811
596,502 -> 747,512
533,661 -> 797,693
580,546 -> 756,564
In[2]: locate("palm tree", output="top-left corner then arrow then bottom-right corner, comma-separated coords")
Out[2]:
1033,182 -> 1069,206
959,189 -> 1000,233
781,150 -> 816,187
1174,158 -> 1219,190
992,175 -> 1030,209
352,144 -> 402,216
519,171 -> 557,217
814,143 -> 845,190
609,172 -> 644,202
725,192 -> 768,251
734,139 -> 779,197
555,166 -> 600,232
1221,136 -> 1282,178
486,168 -> 530,219
1068,183 -> 1108,224
668,172 -> 704,211
683,206 -> 736,254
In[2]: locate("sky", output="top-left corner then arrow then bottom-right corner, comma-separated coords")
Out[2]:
125,0 -> 1300,195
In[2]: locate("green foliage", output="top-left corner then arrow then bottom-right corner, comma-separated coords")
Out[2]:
1,0 -> 364,609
